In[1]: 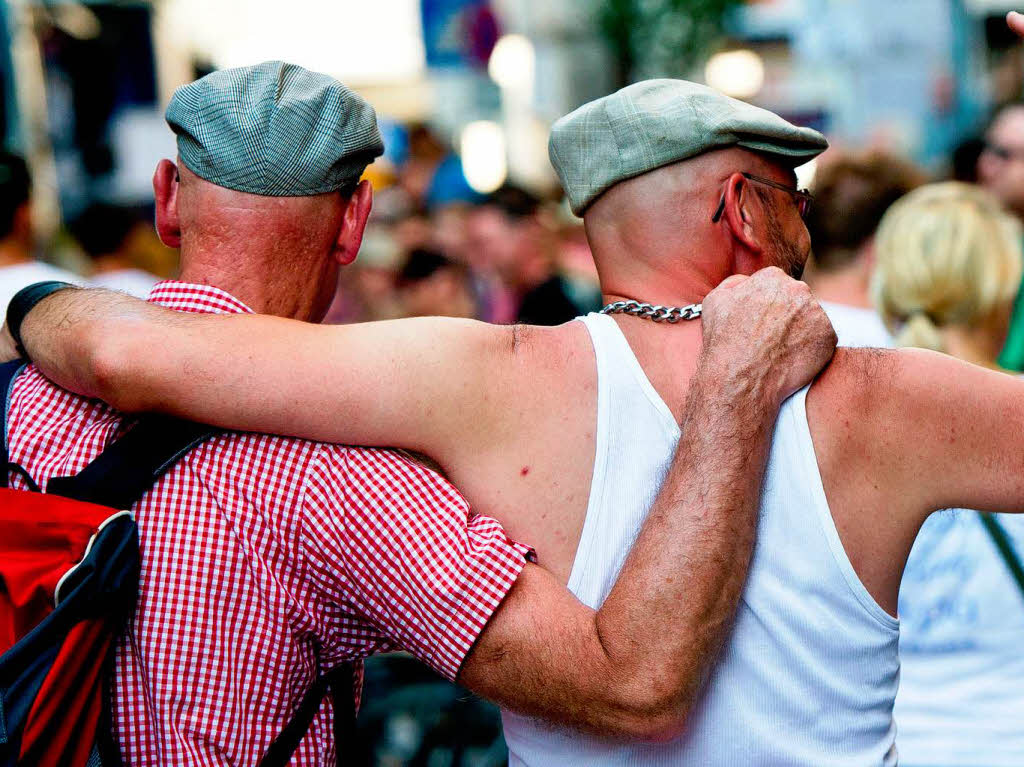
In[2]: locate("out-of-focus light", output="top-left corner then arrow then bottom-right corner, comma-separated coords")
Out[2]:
161,0 -> 425,85
460,121 -> 507,194
489,34 -> 535,94
796,159 -> 818,189
704,49 -> 765,100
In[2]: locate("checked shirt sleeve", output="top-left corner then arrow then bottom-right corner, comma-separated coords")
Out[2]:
300,446 -> 532,681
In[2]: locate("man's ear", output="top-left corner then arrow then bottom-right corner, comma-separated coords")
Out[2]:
720,172 -> 764,255
153,159 -> 181,248
334,180 -> 373,266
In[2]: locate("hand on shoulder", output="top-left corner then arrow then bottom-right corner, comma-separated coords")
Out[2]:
701,267 -> 837,407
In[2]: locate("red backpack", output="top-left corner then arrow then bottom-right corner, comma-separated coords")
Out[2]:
0,360 -> 215,766
0,360 -> 361,767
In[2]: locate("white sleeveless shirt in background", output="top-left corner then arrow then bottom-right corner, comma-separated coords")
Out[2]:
501,312 -> 900,766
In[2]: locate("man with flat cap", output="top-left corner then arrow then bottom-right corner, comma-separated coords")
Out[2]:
0,71 -> 961,764
0,64 -> 839,764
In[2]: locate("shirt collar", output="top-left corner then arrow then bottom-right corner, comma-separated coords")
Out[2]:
146,280 -> 254,315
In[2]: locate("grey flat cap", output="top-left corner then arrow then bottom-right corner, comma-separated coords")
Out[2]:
166,61 -> 384,197
550,79 -> 828,215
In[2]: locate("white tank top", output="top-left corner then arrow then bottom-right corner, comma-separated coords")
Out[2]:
501,312 -> 900,766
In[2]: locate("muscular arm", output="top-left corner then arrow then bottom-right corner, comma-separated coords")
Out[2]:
460,272 -> 835,738
14,288 -> 510,462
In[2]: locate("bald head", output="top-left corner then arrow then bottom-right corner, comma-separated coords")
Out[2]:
174,163 -> 346,259
583,148 -> 807,300
153,159 -> 373,321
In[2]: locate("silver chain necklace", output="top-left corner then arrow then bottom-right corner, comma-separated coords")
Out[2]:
600,299 -> 702,323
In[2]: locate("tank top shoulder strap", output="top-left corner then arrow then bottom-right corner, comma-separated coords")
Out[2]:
576,313 -> 678,433
576,313 -> 622,382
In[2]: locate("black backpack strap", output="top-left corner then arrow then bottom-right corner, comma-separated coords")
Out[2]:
259,663 -> 363,767
47,414 -> 217,508
0,359 -> 27,489
331,664 -> 362,762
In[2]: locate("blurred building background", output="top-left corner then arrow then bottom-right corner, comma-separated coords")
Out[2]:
4,0 -> 1024,764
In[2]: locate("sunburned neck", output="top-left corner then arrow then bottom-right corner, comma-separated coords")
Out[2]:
601,268 -> 718,310
178,262 -> 324,322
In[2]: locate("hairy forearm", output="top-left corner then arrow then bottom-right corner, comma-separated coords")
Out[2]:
594,357 -> 775,728
17,287 -> 160,404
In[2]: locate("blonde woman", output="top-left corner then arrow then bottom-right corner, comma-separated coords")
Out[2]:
874,182 -> 1024,767
874,182 -> 1022,366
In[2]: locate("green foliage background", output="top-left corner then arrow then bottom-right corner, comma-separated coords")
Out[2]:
598,0 -> 746,86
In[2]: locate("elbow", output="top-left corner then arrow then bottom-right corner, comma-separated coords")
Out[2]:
80,318 -> 150,411
607,678 -> 694,744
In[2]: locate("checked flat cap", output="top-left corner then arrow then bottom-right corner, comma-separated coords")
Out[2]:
550,79 -> 828,215
166,61 -> 384,197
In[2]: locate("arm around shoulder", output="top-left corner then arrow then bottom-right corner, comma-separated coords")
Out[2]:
20,288 -> 517,461
459,562 -> 693,742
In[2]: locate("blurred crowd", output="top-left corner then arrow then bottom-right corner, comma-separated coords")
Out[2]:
325,125 -> 601,328
799,97 -> 1024,373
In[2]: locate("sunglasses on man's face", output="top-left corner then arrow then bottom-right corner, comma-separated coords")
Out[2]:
711,172 -> 813,222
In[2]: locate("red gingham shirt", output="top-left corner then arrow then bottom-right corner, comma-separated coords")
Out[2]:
5,281 -> 530,765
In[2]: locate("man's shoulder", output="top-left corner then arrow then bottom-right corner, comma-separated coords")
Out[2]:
809,346 -> 955,417
807,347 -> 905,432
805,346 -> 960,483
508,316 -> 591,365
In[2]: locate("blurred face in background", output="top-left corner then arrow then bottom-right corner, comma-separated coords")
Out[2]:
396,249 -> 476,318
467,205 -> 515,271
466,205 -> 530,279
978,105 -> 1024,218
431,204 -> 473,265
400,267 -> 475,318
